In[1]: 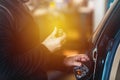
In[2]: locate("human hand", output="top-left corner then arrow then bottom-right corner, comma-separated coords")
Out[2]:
42,27 -> 66,52
64,54 -> 89,67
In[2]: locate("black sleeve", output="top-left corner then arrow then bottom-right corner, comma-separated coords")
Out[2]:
0,9 -> 67,77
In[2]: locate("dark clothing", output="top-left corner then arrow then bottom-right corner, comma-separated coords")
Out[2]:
0,0 -> 66,80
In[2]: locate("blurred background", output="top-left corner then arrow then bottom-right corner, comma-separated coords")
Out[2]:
25,0 -> 114,80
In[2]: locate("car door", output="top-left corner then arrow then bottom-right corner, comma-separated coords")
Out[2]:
90,0 -> 120,80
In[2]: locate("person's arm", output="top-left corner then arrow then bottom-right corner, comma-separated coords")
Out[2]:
0,8 -> 68,76
0,8 -> 89,76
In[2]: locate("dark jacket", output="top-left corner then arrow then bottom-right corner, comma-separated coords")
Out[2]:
0,0 -> 66,80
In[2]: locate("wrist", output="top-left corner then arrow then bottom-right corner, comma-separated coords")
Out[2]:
42,42 -> 54,52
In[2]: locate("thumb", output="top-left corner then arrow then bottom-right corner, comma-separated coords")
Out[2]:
51,27 -> 57,37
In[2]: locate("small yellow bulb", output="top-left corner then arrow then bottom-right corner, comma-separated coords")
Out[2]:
50,2 -> 56,8
77,70 -> 82,75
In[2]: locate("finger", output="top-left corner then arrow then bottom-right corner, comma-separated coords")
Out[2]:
78,54 -> 90,60
81,58 -> 88,62
58,28 -> 63,34
73,62 -> 82,67
83,55 -> 90,61
58,32 -> 66,41
76,55 -> 89,62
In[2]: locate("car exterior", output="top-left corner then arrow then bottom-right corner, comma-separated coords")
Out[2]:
86,0 -> 120,80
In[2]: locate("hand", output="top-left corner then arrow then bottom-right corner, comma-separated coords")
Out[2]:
64,54 -> 89,67
42,27 -> 66,52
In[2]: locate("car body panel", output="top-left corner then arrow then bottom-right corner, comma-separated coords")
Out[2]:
109,44 -> 120,80
87,0 -> 120,80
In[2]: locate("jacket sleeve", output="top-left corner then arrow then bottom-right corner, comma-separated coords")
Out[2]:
0,9 -> 67,76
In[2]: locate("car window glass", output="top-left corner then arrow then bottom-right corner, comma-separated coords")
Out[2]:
91,0 -> 118,45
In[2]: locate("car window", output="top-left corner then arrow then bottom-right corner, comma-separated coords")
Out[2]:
91,0 -> 118,45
